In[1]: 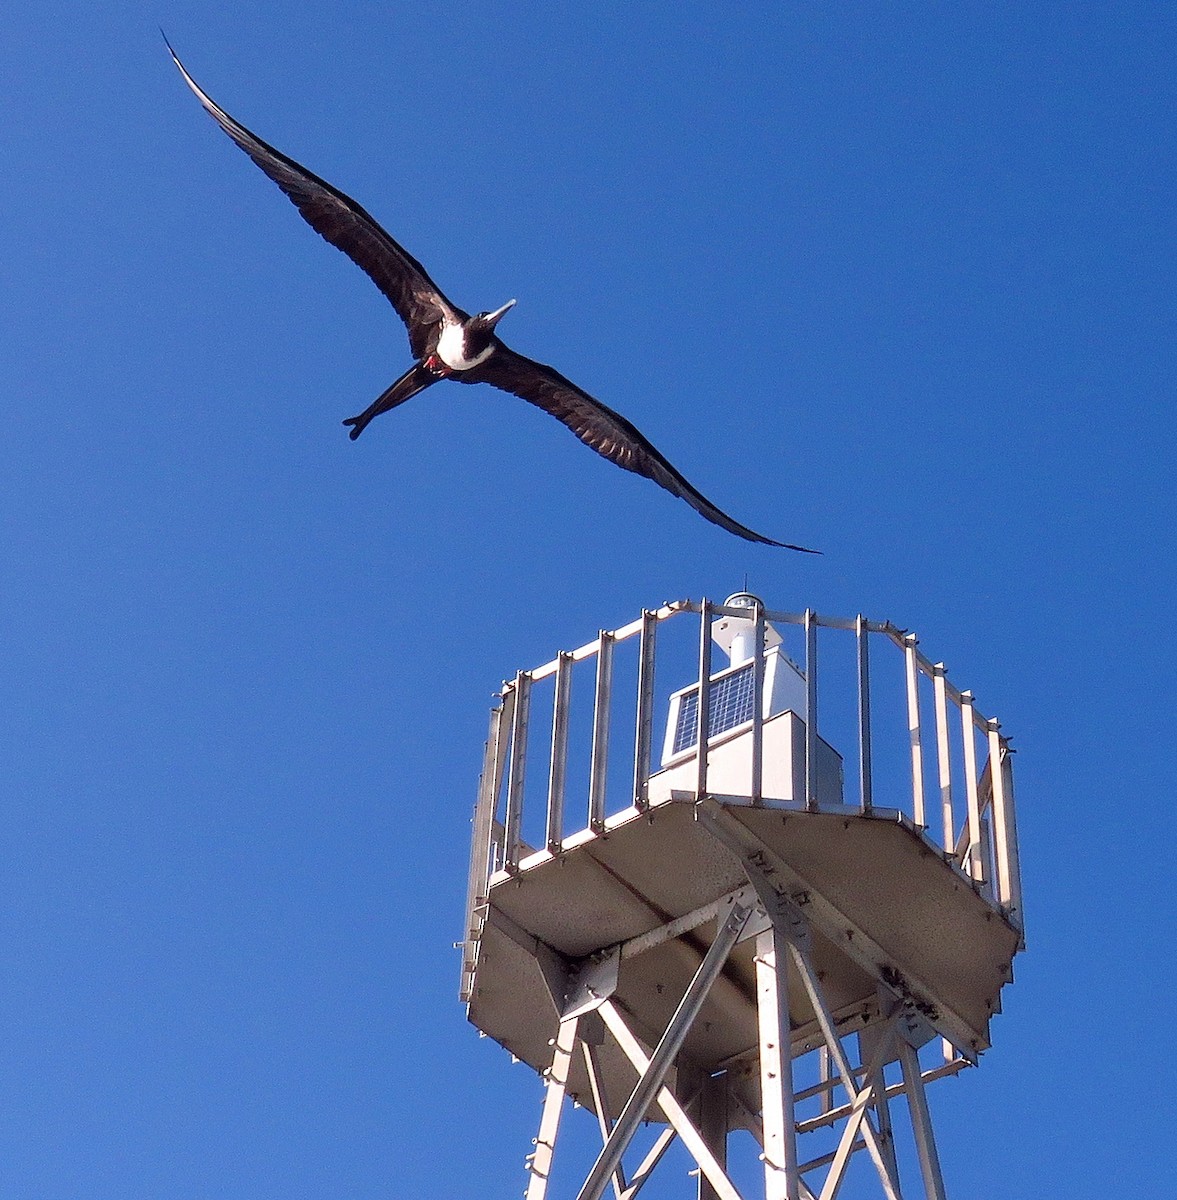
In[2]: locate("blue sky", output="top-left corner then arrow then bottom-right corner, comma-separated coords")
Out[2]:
2,2 -> 1174,1196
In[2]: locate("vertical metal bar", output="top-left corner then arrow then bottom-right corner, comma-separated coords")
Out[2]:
696,601 -> 713,801
981,810 -> 998,904
804,609 -> 818,811
489,684 -> 516,874
988,726 -> 1023,927
756,926 -> 800,1200
751,602 -> 766,805
896,1040 -> 948,1200
461,699 -> 507,1001
547,652 -> 572,854
932,663 -> 954,854
960,691 -> 984,882
589,632 -> 614,832
696,1073 -> 730,1200
504,671 -> 531,873
904,634 -> 926,828
526,1015 -> 580,1200
855,616 -> 872,814
633,611 -> 657,812
993,724 -> 1017,931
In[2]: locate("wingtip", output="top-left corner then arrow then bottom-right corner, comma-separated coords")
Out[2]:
160,28 -> 181,67
162,31 -> 213,107
738,528 -> 821,553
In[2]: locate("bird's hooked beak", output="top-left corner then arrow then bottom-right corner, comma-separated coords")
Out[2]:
484,299 -> 517,328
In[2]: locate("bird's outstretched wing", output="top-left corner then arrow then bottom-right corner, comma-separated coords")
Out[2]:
468,346 -> 817,551
166,37 -> 457,358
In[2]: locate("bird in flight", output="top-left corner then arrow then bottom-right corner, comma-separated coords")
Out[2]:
167,39 -> 816,551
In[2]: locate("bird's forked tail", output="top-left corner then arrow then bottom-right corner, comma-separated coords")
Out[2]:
343,362 -> 440,440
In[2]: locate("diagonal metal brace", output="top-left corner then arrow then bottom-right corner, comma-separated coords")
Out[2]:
696,804 -> 810,954
574,898 -> 753,1200
695,798 -> 979,1063
599,1001 -> 744,1200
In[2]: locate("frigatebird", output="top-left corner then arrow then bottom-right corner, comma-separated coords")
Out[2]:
167,40 -> 816,551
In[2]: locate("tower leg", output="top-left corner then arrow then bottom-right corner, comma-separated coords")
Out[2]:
868,1060 -> 900,1191
526,1015 -> 579,1200
696,1071 -> 730,1200
755,925 -> 800,1200
898,1041 -> 948,1200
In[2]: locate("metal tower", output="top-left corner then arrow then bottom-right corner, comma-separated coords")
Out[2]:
460,595 -> 1023,1199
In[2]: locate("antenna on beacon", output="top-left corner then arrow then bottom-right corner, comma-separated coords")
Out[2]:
460,592 -> 1024,1199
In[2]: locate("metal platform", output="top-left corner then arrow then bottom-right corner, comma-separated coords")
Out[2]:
468,791 -> 1019,1128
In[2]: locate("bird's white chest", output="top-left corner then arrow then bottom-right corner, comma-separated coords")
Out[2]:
437,322 -> 494,371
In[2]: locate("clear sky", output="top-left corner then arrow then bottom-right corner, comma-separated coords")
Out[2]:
2,2 -> 1174,1197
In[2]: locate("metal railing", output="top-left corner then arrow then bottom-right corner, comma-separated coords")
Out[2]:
461,599 -> 1022,1001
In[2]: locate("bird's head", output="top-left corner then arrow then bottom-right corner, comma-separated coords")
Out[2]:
472,299 -> 517,336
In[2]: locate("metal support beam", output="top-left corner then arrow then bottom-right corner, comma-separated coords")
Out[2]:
618,886 -> 755,963
865,1053 -> 900,1190
619,1126 -> 677,1200
898,1040 -> 948,1200
526,1015 -> 579,1200
589,632 -> 614,832
547,651 -> 572,852
791,950 -> 902,1200
695,798 -> 983,1061
804,609 -> 818,811
696,601 -> 713,801
700,811 -> 909,1200
696,1071 -> 731,1200
582,1040 -> 627,1200
755,925 -> 800,1200
856,615 -> 873,813
814,1019 -> 902,1200
575,901 -> 751,1200
633,610 -> 657,811
598,1001 -> 745,1200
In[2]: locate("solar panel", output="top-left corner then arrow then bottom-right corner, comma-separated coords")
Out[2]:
672,663 -> 757,754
